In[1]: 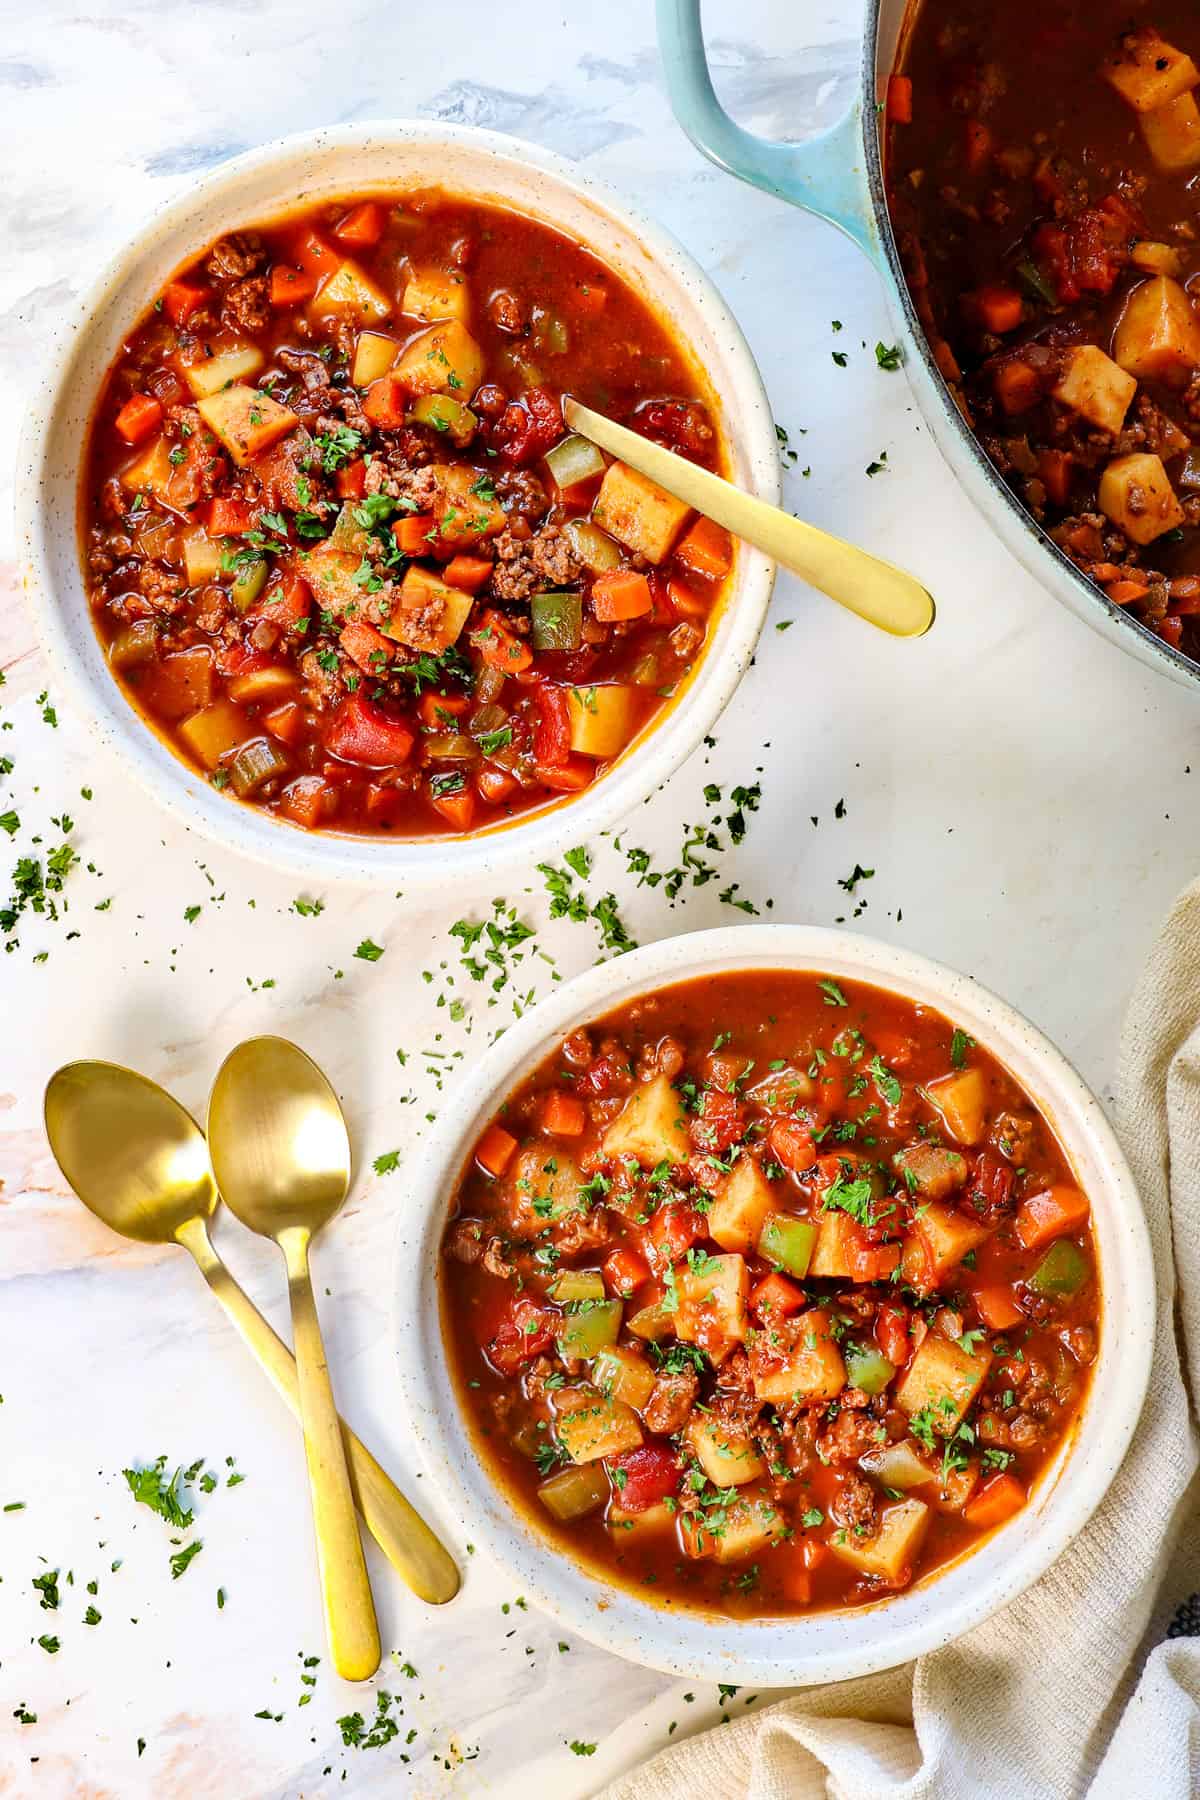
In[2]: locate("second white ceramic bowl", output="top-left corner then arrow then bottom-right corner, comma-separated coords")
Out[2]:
17,122 -> 778,887
396,923 -> 1154,1684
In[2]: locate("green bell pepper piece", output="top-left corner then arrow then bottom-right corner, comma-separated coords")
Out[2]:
530,589 -> 583,652
1029,1240 -> 1090,1297
758,1213 -> 816,1278
844,1343 -> 896,1396
558,1298 -> 623,1360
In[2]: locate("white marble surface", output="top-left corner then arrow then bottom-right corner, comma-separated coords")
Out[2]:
3,1 -> 1199,1794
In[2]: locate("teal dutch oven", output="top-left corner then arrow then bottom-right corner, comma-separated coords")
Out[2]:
657,0 -> 1200,691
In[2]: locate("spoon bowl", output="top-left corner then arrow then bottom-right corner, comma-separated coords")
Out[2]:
45,1061 -> 214,1242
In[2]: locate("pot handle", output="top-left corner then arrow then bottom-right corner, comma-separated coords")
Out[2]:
656,0 -> 879,264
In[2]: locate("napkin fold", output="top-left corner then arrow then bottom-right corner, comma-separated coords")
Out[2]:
604,885 -> 1200,1800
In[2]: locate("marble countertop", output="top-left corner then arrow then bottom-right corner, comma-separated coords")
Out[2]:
3,1 -> 1199,1793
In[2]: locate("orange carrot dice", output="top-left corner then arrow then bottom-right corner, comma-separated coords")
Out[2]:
394,514 -> 435,555
887,74 -> 913,125
1014,1186 -> 1090,1251
114,393 -> 163,446
269,265 -> 318,307
475,1123 -> 518,1178
430,785 -> 477,831
963,1472 -> 1026,1531
442,555 -> 494,593
590,570 -> 653,622
675,516 -> 733,581
540,1090 -> 586,1136
972,1285 -> 1023,1331
163,281 -> 207,326
334,202 -> 384,247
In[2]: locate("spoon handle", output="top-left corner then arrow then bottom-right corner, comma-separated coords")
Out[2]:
177,1217 -> 459,1604
562,396 -> 935,639
281,1230 -> 381,1681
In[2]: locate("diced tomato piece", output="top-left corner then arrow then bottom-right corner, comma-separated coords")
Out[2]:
750,1271 -> 806,1319
648,1203 -> 707,1266
966,1151 -> 1014,1220
534,683 -> 572,766
339,619 -> 395,674
323,690 -> 415,766
163,281 -> 207,326
533,759 -> 592,792
489,387 -> 564,465
477,765 -> 518,804
429,782 -> 477,831
114,393 -> 163,445
363,375 -> 406,429
768,1117 -> 817,1174
886,74 -> 913,125
475,1122 -> 517,1178
1014,1185 -> 1090,1251
335,460 -> 367,500
487,1297 -> 555,1376
207,495 -> 256,537
540,1089 -> 586,1136
591,570 -> 653,622
252,571 -> 311,632
963,1472 -> 1026,1531
473,609 -> 533,674
269,265 -> 319,307
394,514 -> 434,555
973,1285 -> 1023,1331
334,202 -> 384,247
607,1444 -> 682,1512
441,554 -> 493,594
689,1088 -> 745,1158
875,1303 -> 911,1367
845,1227 -> 901,1284
604,1245 -> 650,1298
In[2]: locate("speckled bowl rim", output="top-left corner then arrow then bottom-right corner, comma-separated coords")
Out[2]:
15,120 -> 778,887
394,923 -> 1155,1684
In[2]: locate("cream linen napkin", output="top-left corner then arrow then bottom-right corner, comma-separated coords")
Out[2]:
603,888 -> 1200,1800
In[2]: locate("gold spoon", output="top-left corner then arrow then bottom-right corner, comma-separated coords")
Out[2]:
207,1037 -> 383,1681
563,395 -> 935,639
44,1060 -> 459,1610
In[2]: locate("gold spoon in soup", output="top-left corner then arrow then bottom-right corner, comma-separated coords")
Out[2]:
207,1037 -> 384,1681
563,395 -> 935,639
43,1060 -> 459,1608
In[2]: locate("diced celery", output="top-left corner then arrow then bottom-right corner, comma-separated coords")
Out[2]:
564,517 -> 622,573
328,501 -> 369,556
530,589 -> 583,651
421,733 -> 478,763
1029,1240 -> 1091,1297
230,556 -> 268,613
537,1464 -> 609,1521
109,619 -> 160,670
544,434 -> 605,493
558,1299 -> 623,1361
407,393 -> 477,448
228,736 -> 291,797
845,1343 -> 896,1396
535,309 -> 570,355
757,1213 -> 816,1278
550,1270 -> 606,1304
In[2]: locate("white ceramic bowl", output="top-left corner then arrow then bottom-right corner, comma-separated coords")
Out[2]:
16,122 -> 778,887
396,923 -> 1155,1684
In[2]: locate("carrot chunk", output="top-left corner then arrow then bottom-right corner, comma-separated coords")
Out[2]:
334,202 -> 384,247
163,281 -> 207,326
963,1473 -> 1026,1531
475,1123 -> 518,1178
1014,1185 -> 1091,1251
968,283 -> 1023,334
394,514 -> 435,555
114,393 -> 163,445
541,1090 -> 587,1136
442,554 -> 494,593
430,784 -> 477,831
887,74 -> 913,125
675,515 -> 733,581
269,265 -> 318,307
591,570 -> 653,622
363,375 -> 406,429
972,1285 -> 1023,1331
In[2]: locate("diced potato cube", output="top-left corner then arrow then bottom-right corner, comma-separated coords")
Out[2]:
900,1201 -> 991,1290
309,258 -> 392,324
1141,91 -> 1200,172
828,1498 -> 930,1585
394,320 -> 485,398
750,1307 -> 846,1403
1131,240 -> 1185,277
925,1069 -> 987,1146
675,1253 -> 749,1366
181,344 -> 265,399
680,1483 -> 787,1563
1098,451 -> 1186,545
1101,28 -> 1199,112
177,698 -> 252,769
894,1142 -> 968,1199
119,435 -> 175,500
685,1413 -> 766,1487
1051,345 -> 1136,435
503,1146 -> 584,1231
196,385 -> 299,467
402,264 -> 471,322
608,1500 -> 676,1537
708,1156 -> 776,1253
593,462 -> 691,563
1114,277 -> 1200,385
593,1344 -> 656,1411
381,564 -> 475,654
896,1335 -> 990,1435
430,463 -> 506,549
298,542 -> 364,618
567,685 -> 637,759
808,1211 -> 853,1279
351,331 -> 399,388
554,1387 -> 643,1464
182,528 -> 225,586
745,1065 -> 815,1109
601,1073 -> 689,1167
